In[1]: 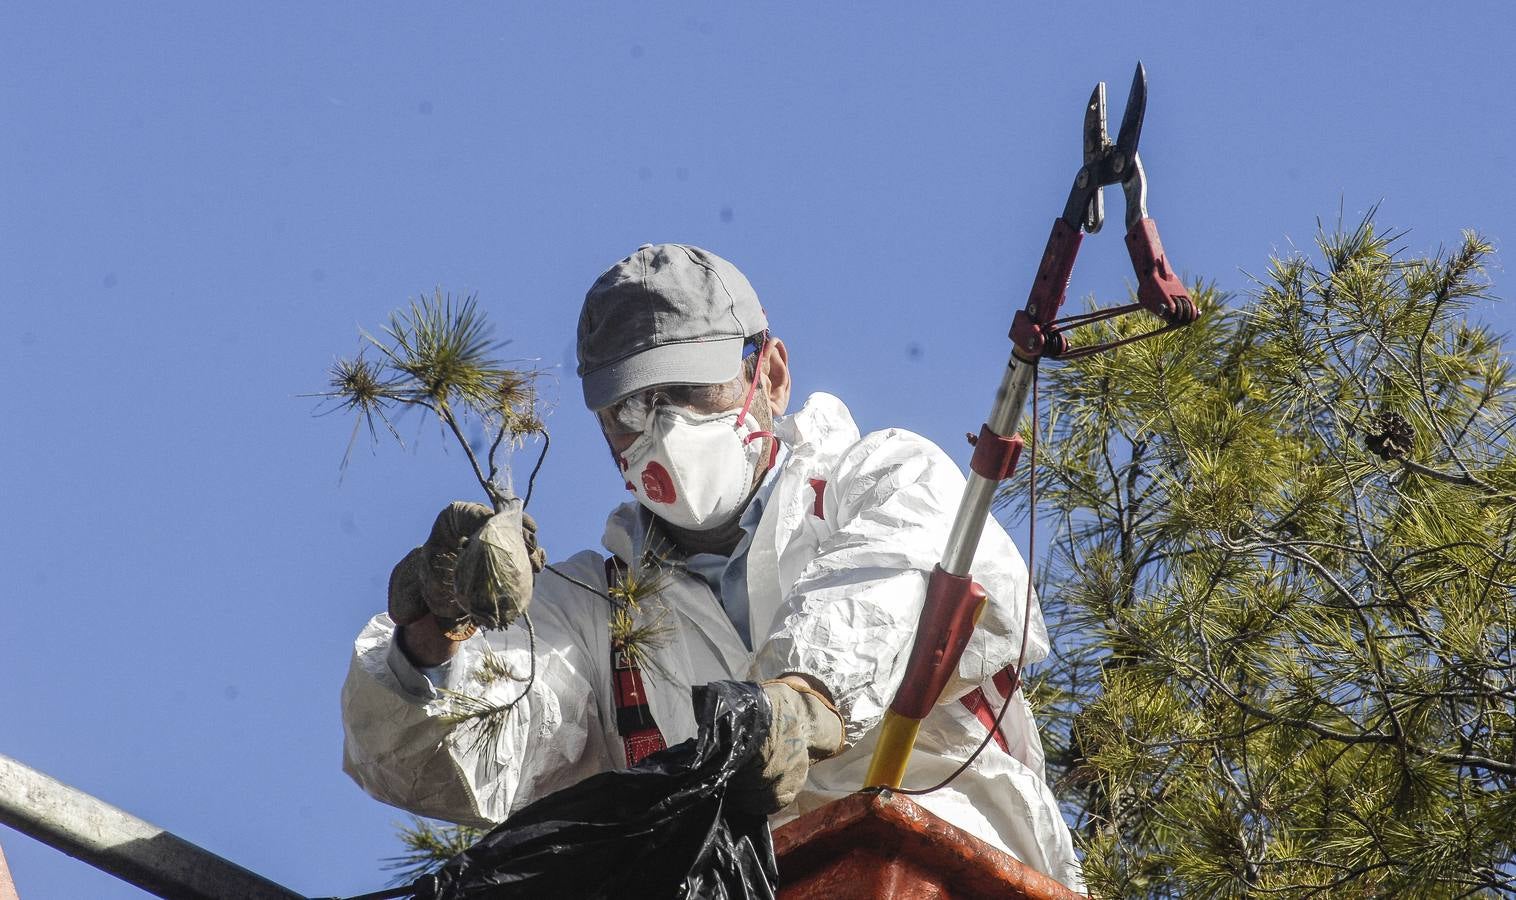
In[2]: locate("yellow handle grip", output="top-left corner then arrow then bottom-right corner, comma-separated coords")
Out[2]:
862,710 -> 923,789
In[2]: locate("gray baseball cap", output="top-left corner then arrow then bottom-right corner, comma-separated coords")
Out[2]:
577,243 -> 768,410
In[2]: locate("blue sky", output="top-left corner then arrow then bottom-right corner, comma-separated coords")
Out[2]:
3,3 -> 1514,896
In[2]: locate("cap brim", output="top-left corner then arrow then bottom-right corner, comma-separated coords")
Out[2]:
582,336 -> 747,410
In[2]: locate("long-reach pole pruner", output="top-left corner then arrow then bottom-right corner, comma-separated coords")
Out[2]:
864,63 -> 1198,790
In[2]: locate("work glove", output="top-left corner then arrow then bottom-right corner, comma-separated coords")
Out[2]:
728,678 -> 846,816
388,497 -> 547,640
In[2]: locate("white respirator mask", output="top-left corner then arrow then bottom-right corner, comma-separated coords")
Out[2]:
614,342 -> 778,530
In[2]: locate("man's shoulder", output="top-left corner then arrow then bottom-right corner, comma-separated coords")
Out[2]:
778,392 -> 860,462
779,394 -> 960,502
783,392 -> 951,462
831,426 -> 957,481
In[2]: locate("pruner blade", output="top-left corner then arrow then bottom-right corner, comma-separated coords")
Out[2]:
1114,61 -> 1147,160
1116,62 -> 1149,228
1081,82 -> 1108,233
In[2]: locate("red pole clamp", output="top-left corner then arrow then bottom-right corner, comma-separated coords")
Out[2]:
969,425 -> 1024,482
890,565 -> 989,720
1125,217 -> 1192,322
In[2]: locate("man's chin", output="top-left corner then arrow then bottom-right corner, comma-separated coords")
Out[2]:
656,509 -> 743,535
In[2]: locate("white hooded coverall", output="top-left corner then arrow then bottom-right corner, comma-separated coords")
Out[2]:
341,393 -> 1081,887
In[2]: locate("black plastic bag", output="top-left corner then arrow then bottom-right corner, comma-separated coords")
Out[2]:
412,680 -> 777,900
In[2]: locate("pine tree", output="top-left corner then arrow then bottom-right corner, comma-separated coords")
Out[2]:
1008,213 -> 1515,897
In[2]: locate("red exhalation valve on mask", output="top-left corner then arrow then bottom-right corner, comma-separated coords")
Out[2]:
640,461 -> 677,504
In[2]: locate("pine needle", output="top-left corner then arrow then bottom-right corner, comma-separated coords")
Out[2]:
438,614 -> 537,766
608,559 -> 677,680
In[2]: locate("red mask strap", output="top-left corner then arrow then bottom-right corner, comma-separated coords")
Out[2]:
743,429 -> 780,468
734,339 -> 770,429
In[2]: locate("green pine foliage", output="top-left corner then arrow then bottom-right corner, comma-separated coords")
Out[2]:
314,288 -> 546,506
383,817 -> 485,885
1006,214 -> 1515,897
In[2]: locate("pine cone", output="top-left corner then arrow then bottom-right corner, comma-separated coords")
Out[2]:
1364,410 -> 1414,461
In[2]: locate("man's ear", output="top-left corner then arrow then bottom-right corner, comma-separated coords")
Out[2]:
762,338 -> 791,416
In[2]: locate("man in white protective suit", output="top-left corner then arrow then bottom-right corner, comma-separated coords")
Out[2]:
341,243 -> 1081,888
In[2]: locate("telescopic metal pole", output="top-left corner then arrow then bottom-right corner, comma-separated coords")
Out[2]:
862,190 -> 1085,794
941,361 -> 1037,578
863,352 -> 1038,789
0,752 -> 304,900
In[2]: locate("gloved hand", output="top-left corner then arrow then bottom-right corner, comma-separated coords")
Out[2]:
728,677 -> 846,816
388,498 -> 547,641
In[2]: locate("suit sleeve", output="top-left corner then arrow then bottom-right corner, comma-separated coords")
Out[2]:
340,552 -> 614,826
